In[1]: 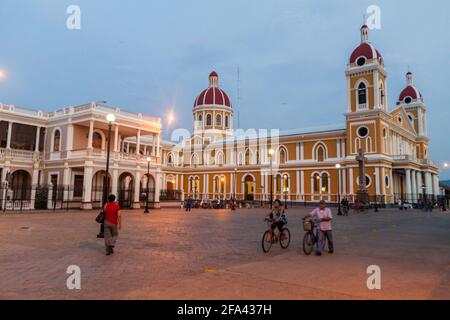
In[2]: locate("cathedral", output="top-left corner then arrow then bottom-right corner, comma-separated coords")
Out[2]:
159,25 -> 440,206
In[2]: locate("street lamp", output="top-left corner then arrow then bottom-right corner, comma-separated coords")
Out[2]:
98,113 -> 115,238
144,156 -> 151,213
335,164 -> 343,215
268,149 -> 274,209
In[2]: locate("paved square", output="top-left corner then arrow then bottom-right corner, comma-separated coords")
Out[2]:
0,207 -> 449,300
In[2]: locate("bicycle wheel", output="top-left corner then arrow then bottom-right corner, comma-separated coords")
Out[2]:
279,228 -> 291,249
262,230 -> 273,253
302,232 -> 314,255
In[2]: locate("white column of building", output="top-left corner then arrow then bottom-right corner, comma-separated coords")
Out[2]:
63,165 -> 71,201
82,163 -> 93,210
6,122 -> 12,149
111,168 -> 118,196
87,121 -> 94,149
405,169 -> 412,201
411,170 -> 417,203
114,125 -> 119,152
205,174 -> 209,199
35,127 -> 40,152
433,174 -> 440,196
381,167 -> 386,196
300,142 -> 304,160
300,170 -> 305,200
156,134 -> 161,157
375,167 -> 380,196
154,168 -> 161,208
336,139 -> 341,159
66,124 -> 73,157
348,168 -> 354,194
416,171 -> 423,198
425,172 -> 432,196
296,143 -> 300,160
132,169 -> 141,208
296,170 -> 300,200
136,129 -> 141,155
30,164 -> 40,209
342,168 -> 347,195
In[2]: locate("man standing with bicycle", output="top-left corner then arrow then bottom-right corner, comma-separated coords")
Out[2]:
304,200 -> 334,256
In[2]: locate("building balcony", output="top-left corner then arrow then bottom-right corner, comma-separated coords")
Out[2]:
391,155 -> 436,167
48,149 -> 159,165
0,148 -> 43,161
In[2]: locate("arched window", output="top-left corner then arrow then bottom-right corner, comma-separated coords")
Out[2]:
191,153 -> 199,166
168,153 -> 173,165
358,82 -> 367,105
225,115 -> 229,128
313,173 -> 320,193
53,130 -> 61,152
276,175 -> 282,193
216,151 -> 224,166
245,149 -> 251,165
206,114 -> 212,126
198,114 -> 203,123
216,114 -> 222,126
321,174 -> 329,193
279,148 -> 287,164
317,146 -> 325,162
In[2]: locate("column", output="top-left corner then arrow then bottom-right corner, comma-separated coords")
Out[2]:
296,143 -> 300,160
336,139 -> 341,159
375,167 -> 380,196
342,168 -> 347,195
136,129 -> 141,155
300,142 -> 304,160
411,170 -> 417,203
416,171 -> 423,199
30,166 -> 40,209
66,124 -> 73,157
114,125 -> 119,152
433,174 -> 440,196
300,170 -> 304,200
349,168 -> 354,194
425,172 -> 432,196
87,121 -> 94,149
63,166 -> 71,202
35,127 -> 40,152
111,168 -> 118,196
205,173 -> 209,199
152,134 -> 156,156
132,169 -> 141,208
6,122 -> 12,149
296,170 -> 300,199
381,167 -> 386,196
405,169 -> 412,202
156,134 -> 161,157
154,169 -> 161,208
81,163 -> 93,210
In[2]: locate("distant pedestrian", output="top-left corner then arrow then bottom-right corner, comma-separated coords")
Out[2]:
185,197 -> 192,212
398,199 -> 403,210
103,194 -> 121,256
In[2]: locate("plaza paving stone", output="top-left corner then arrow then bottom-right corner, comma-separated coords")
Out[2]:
0,207 -> 449,300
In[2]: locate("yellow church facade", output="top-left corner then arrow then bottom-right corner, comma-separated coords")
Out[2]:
159,25 -> 440,206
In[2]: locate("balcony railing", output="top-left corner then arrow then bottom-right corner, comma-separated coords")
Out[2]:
62,149 -> 159,164
391,155 -> 436,167
0,148 -> 42,161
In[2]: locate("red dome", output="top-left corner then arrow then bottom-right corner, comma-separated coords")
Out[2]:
194,72 -> 232,108
398,72 -> 423,103
349,43 -> 382,64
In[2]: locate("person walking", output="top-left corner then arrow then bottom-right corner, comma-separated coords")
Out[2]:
103,194 -> 121,256
303,200 -> 334,256
185,197 -> 192,212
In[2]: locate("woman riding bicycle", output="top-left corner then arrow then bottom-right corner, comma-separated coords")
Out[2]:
266,199 -> 287,240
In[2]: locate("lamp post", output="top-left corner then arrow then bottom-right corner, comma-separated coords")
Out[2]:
268,149 -> 274,209
335,164 -> 342,215
144,156 -> 151,213
98,113 -> 115,238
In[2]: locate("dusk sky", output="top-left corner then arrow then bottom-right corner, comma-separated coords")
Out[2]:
0,0 -> 449,178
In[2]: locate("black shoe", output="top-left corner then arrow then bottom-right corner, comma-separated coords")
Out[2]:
97,233 -> 104,239
106,248 -> 111,255
109,246 -> 114,254
315,252 -> 322,256
328,250 -> 334,254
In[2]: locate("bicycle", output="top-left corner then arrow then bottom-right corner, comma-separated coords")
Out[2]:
302,218 -> 319,255
262,218 -> 291,253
